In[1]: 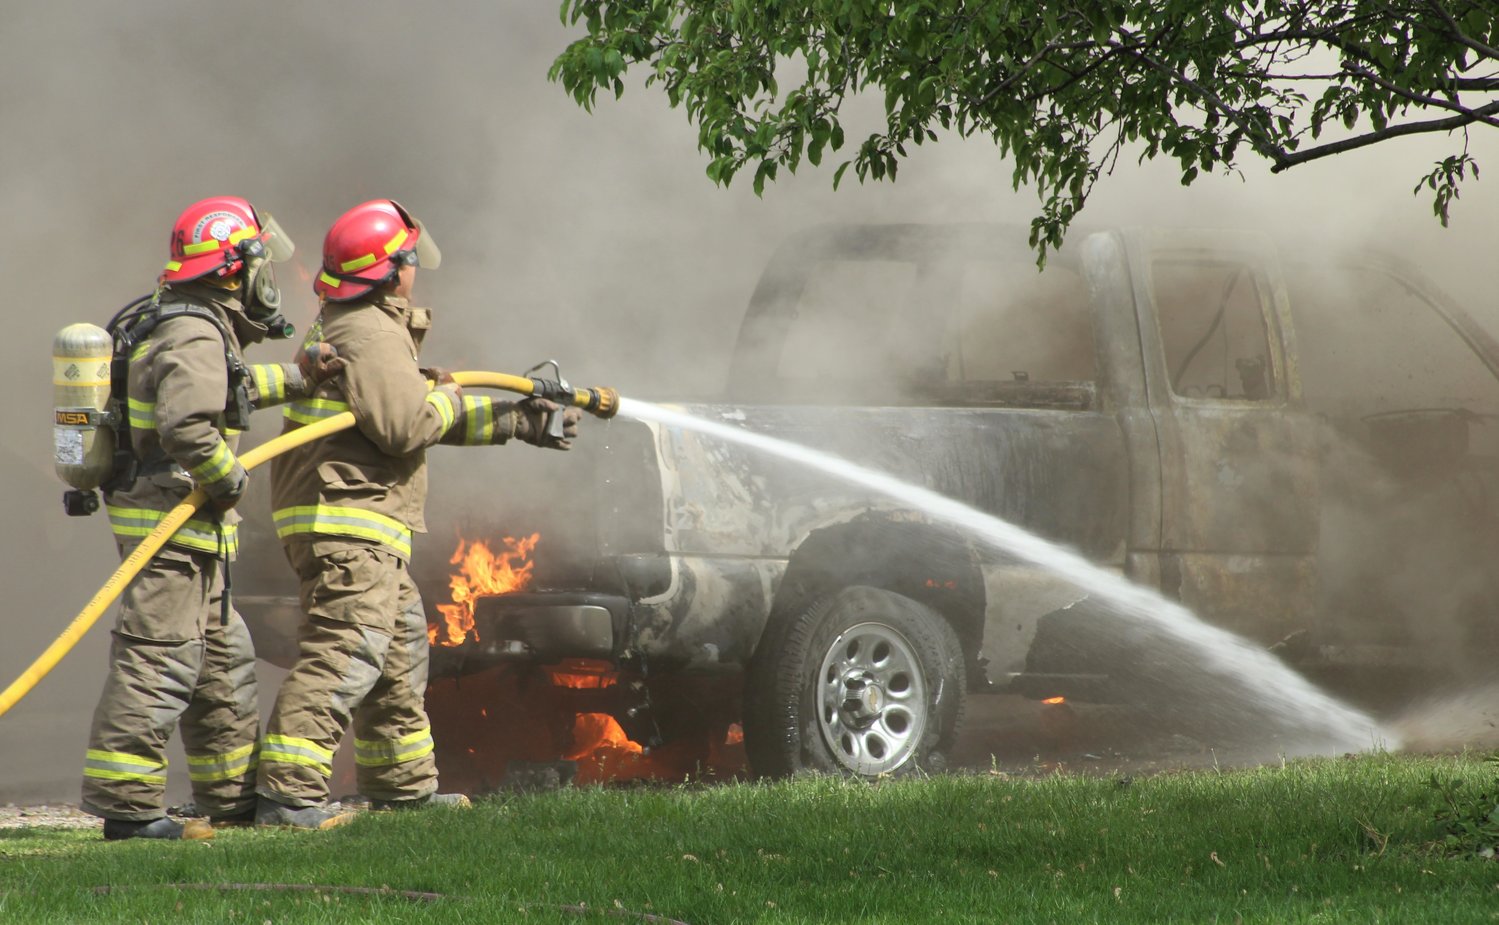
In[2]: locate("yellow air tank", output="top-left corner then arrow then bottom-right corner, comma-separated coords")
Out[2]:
53,323 -> 115,492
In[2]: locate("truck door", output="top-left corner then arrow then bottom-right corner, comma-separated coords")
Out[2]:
1120,229 -> 1319,646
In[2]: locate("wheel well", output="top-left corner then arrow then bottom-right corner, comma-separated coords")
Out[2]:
762,518 -> 986,662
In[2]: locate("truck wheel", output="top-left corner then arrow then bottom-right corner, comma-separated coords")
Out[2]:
744,586 -> 965,779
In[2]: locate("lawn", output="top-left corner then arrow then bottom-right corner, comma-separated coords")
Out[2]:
1,752 -> 1495,924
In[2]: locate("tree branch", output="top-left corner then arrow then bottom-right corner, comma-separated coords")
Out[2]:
1116,43 -> 1294,168
1342,61 -> 1499,128
973,39 -> 1103,108
1272,97 -> 1499,170
1422,0 -> 1499,62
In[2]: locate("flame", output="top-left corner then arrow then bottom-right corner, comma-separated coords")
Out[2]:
549,657 -> 619,689
429,533 -> 540,646
566,713 -> 644,761
1042,696 -> 1066,705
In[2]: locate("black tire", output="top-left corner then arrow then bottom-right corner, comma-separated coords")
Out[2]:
743,586 -> 965,778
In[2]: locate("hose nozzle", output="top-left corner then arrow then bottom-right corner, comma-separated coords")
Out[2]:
577,386 -> 619,419
523,361 -> 619,420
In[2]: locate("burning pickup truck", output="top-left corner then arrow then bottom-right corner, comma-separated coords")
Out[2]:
239,223 -> 1499,782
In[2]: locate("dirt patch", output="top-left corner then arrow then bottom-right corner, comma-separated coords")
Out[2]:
0,803 -> 99,830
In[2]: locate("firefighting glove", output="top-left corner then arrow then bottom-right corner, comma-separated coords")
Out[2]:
511,398 -> 581,450
297,343 -> 347,389
421,366 -> 464,402
205,465 -> 249,514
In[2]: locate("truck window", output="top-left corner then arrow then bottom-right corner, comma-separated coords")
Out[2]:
1288,266 -> 1499,422
776,260 -> 937,382
1153,260 -> 1277,401
948,262 -> 1097,383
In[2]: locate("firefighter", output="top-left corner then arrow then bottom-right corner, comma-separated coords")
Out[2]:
255,199 -> 580,828
83,196 -> 343,840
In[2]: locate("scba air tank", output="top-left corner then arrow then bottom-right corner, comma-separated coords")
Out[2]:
53,323 -> 115,498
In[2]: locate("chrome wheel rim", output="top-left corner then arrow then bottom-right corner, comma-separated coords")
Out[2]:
816,621 -> 927,775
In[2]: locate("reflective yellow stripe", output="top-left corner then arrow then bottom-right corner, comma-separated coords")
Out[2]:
127,397 -> 156,431
425,391 -> 456,432
455,396 -> 496,445
283,397 -> 352,425
181,238 -> 224,256
130,341 -> 152,362
318,271 -> 343,290
354,728 -> 434,767
189,441 -> 237,486
108,505 -> 238,556
83,748 -> 167,785
228,226 -> 256,245
337,229 -> 408,273
251,364 -> 288,404
272,505 -> 412,558
260,734 -> 334,775
186,743 -> 258,782
163,260 -> 182,273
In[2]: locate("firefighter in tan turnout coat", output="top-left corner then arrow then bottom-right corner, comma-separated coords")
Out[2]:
255,199 -> 579,828
83,196 -> 336,840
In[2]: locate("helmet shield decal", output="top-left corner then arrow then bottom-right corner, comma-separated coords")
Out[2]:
258,213 -> 296,263
413,218 -> 441,269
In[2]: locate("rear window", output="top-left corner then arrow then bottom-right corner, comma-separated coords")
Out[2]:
949,261 -> 1096,385
766,254 -> 1097,407
1287,266 -> 1499,417
776,260 -> 928,381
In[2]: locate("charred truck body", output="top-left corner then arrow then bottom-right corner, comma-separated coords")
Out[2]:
239,224 -> 1499,780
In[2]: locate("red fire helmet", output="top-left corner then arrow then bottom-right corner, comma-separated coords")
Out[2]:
160,196 -> 293,284
314,199 -> 442,302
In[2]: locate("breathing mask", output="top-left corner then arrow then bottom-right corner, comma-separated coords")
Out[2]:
238,214 -> 297,340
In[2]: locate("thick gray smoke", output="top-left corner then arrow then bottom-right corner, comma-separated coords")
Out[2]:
0,2 -> 1494,802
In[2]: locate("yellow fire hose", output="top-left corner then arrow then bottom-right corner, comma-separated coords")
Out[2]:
0,371 -> 618,719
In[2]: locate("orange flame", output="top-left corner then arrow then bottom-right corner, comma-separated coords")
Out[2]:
548,658 -> 619,689
429,533 -> 540,646
566,713 -> 644,761
1042,696 -> 1066,705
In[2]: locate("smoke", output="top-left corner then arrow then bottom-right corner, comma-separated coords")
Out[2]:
1,1 -> 1496,802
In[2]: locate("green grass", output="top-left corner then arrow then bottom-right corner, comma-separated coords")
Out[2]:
2,753 -> 1496,924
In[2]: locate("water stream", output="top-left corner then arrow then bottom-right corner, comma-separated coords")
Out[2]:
618,398 -> 1396,754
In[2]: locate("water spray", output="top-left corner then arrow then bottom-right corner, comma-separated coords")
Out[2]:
615,398 -> 1398,753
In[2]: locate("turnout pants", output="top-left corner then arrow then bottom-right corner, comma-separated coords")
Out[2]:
82,547 -> 259,821
256,537 -> 437,807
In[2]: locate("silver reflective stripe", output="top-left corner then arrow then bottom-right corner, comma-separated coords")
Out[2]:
353,728 -> 434,768
83,748 -> 167,784
460,395 -> 496,445
260,734 -> 334,776
272,505 -> 412,558
425,391 -> 456,432
185,742 -> 258,782
283,397 -> 351,425
189,440 -> 237,486
107,505 -> 238,555
250,363 -> 288,405
127,397 -> 156,431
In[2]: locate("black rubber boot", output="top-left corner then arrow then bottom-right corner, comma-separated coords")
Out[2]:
210,806 -> 258,828
370,792 -> 472,811
254,798 -> 357,830
103,817 -> 214,841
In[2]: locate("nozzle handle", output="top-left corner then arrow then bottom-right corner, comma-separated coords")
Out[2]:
545,405 -> 569,442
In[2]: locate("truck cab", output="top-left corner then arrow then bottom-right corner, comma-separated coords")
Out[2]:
237,223 -> 1499,781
